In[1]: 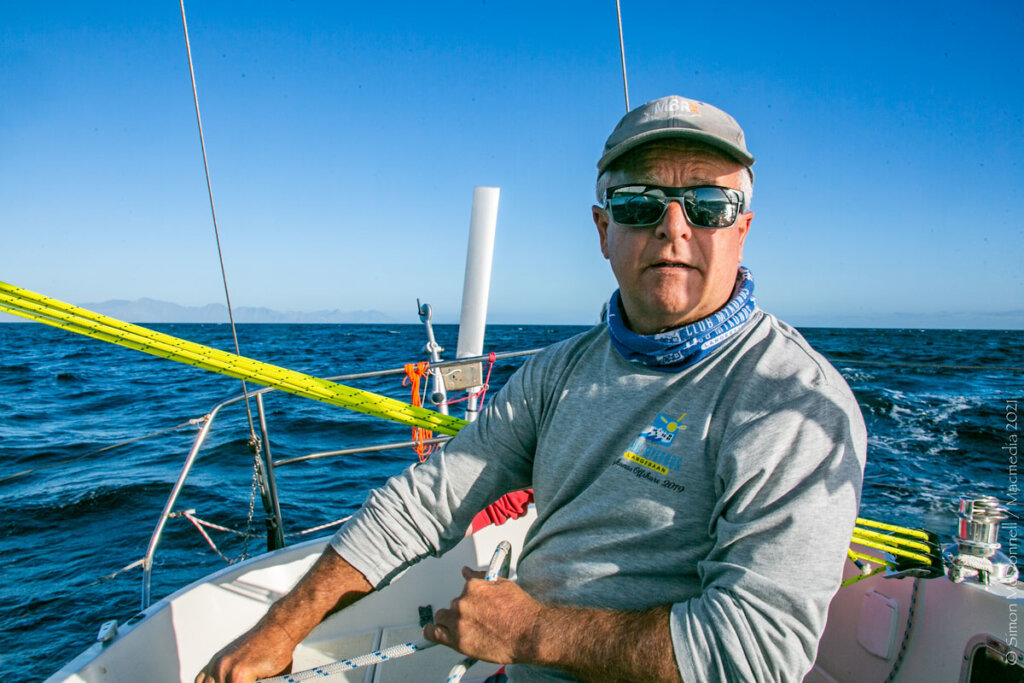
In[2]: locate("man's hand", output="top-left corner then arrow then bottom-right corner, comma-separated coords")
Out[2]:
196,622 -> 296,683
424,566 -> 544,664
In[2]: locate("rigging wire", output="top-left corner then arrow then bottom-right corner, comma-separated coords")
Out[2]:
615,0 -> 630,111
178,0 -> 259,444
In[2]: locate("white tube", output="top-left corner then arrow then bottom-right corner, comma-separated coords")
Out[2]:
456,186 -> 500,361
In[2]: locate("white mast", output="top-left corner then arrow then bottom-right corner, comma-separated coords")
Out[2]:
456,186 -> 500,421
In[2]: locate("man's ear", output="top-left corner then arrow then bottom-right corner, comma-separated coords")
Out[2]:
736,210 -> 753,263
593,206 -> 611,259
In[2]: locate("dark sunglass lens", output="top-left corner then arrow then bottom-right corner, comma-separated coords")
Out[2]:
684,188 -> 739,228
610,192 -> 665,225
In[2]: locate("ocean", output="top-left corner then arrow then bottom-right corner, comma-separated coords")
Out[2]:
0,322 -> 1020,681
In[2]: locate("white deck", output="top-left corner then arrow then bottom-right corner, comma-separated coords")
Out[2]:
47,513 -> 535,683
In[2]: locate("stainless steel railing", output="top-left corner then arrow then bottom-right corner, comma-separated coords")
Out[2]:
139,349 -> 540,609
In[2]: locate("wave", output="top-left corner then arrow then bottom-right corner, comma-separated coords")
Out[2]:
13,480 -> 169,515
0,362 -> 33,374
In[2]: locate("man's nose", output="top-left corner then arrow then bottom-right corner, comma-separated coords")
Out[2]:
655,200 -> 692,240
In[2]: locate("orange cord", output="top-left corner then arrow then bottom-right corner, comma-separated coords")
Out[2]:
403,353 -> 498,461
403,361 -> 436,462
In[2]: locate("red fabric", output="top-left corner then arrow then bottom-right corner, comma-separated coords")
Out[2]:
470,489 -> 534,533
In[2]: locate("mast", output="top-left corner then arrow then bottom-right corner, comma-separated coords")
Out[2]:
615,0 -> 630,111
456,187 -> 500,422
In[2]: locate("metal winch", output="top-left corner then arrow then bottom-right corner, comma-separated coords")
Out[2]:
942,496 -> 1019,585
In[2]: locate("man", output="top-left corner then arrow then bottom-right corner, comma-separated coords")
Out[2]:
199,95 -> 866,682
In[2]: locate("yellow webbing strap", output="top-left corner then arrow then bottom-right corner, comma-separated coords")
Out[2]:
0,281 -> 468,436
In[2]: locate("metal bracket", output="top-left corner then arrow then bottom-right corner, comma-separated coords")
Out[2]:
96,620 -> 118,644
440,363 -> 483,392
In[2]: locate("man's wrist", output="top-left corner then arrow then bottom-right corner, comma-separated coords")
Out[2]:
261,601 -> 308,648
513,603 -> 585,670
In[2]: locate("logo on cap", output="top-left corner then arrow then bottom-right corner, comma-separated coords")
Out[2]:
641,99 -> 701,122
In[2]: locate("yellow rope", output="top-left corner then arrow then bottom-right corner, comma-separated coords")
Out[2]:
847,548 -> 896,568
0,281 -> 467,436
843,518 -> 941,586
841,551 -> 889,586
855,517 -> 932,541
850,534 -> 935,565
851,526 -> 935,554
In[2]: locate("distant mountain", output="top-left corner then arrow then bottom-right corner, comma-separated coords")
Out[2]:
68,298 -> 397,324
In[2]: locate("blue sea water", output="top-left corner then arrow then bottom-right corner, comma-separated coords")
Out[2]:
0,322 -> 1020,680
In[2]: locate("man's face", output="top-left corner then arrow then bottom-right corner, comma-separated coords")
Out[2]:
593,143 -> 753,335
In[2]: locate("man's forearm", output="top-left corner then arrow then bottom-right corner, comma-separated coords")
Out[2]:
261,547 -> 373,639
525,603 -> 682,683
196,547 -> 373,683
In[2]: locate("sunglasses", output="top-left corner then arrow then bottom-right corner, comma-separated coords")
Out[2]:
604,184 -> 746,229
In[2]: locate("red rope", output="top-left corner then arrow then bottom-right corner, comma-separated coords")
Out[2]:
475,351 -> 497,406
443,352 -> 497,408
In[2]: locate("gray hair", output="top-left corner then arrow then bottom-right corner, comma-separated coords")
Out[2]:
595,142 -> 754,211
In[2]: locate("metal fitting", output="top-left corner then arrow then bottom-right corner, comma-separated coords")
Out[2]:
943,496 -> 1019,585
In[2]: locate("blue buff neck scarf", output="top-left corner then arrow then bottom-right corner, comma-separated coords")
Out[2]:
606,267 -> 758,372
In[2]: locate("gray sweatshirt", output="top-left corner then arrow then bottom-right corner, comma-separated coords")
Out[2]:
332,311 -> 867,681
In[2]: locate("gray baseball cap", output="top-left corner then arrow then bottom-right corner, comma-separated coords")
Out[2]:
597,95 -> 754,172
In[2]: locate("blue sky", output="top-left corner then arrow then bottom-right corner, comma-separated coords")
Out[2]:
2,1 -> 1021,327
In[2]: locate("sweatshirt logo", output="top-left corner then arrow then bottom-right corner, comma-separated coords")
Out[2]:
620,413 -> 688,475
640,413 -> 687,445
616,412 -> 689,494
